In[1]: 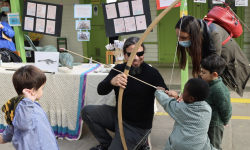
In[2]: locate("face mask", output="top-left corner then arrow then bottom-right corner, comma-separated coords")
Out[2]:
179,40 -> 191,48
1,7 -> 9,12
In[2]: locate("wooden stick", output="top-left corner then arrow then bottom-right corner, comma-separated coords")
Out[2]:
0,66 -> 19,69
0,66 -> 49,72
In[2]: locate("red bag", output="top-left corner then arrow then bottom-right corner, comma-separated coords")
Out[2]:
203,2 -> 243,45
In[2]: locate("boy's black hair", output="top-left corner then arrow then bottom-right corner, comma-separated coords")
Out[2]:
123,37 -> 145,54
185,78 -> 209,101
200,55 -> 226,76
12,65 -> 46,95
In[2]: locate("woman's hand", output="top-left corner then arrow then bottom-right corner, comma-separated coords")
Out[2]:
0,24 -> 4,29
111,73 -> 128,89
22,89 -> 37,102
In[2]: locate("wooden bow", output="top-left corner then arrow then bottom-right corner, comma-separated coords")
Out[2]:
117,0 -> 182,149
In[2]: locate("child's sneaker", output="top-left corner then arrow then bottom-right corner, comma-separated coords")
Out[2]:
89,145 -> 108,150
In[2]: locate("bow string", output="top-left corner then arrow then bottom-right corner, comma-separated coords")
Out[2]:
117,0 -> 182,149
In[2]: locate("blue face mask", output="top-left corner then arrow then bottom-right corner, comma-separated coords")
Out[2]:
1,7 -> 9,12
179,40 -> 191,48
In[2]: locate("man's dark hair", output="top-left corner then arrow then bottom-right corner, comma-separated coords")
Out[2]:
185,78 -> 209,101
13,65 -> 46,95
123,37 -> 145,54
200,55 -> 226,76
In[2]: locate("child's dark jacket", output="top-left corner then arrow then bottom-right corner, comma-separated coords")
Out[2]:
206,77 -> 232,127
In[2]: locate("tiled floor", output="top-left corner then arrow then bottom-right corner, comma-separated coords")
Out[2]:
1,64 -> 250,150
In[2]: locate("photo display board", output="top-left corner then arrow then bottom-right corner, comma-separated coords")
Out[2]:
103,0 -> 152,37
22,0 -> 63,37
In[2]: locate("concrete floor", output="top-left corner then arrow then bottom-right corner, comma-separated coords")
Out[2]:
1,66 -> 250,150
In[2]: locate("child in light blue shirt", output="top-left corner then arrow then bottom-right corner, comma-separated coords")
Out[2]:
155,78 -> 217,150
0,65 -> 59,150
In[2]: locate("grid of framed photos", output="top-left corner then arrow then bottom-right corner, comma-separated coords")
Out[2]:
22,1 -> 63,37
74,4 -> 92,41
103,0 -> 152,37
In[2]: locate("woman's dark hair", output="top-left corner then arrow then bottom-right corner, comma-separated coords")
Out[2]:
3,0 -> 10,5
200,55 -> 226,76
185,78 -> 209,101
123,37 -> 145,54
175,15 -> 203,77
13,65 -> 46,95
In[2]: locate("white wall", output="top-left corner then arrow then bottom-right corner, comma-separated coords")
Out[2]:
120,0 -> 158,62
32,0 -> 84,62
244,0 -> 250,61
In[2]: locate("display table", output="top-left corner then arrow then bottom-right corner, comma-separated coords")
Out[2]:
0,63 -> 116,140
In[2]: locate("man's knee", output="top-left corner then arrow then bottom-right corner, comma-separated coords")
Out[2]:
81,105 -> 93,122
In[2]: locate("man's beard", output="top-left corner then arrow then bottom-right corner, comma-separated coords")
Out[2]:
130,66 -> 142,75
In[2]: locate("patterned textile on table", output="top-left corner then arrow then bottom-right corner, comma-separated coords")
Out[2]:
0,63 -> 100,140
53,63 -> 101,140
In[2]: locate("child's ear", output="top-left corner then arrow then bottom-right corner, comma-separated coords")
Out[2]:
212,72 -> 218,78
31,88 -> 36,95
190,96 -> 195,102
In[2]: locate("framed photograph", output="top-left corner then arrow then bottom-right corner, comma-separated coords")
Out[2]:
235,0 -> 248,6
156,0 -> 181,10
7,13 -> 21,26
76,20 -> 91,30
74,4 -> 92,18
212,0 -> 225,4
194,0 -> 206,3
35,52 -> 59,72
77,32 -> 90,41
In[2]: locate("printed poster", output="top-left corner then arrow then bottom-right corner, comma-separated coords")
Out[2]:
105,3 -> 117,19
7,13 -> 21,26
124,17 -> 136,32
27,2 -> 36,16
24,17 -> 34,31
113,18 -> 125,33
36,4 -> 46,18
74,4 -> 92,18
118,1 -> 130,17
212,0 -> 225,4
78,32 -> 90,41
235,0 -> 248,6
156,0 -> 181,10
132,0 -> 144,15
46,20 -> 56,34
194,0 -> 206,3
47,5 -> 57,19
35,18 -> 45,32
35,52 -> 59,73
135,15 -> 147,30
159,0 -> 177,7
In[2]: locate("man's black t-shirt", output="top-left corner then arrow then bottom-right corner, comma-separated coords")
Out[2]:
97,62 -> 168,129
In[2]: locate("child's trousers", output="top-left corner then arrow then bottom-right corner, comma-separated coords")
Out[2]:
208,125 -> 224,150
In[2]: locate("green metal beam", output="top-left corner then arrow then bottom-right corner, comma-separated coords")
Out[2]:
80,0 -> 89,63
180,0 -> 188,92
181,61 -> 189,92
10,0 -> 26,62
